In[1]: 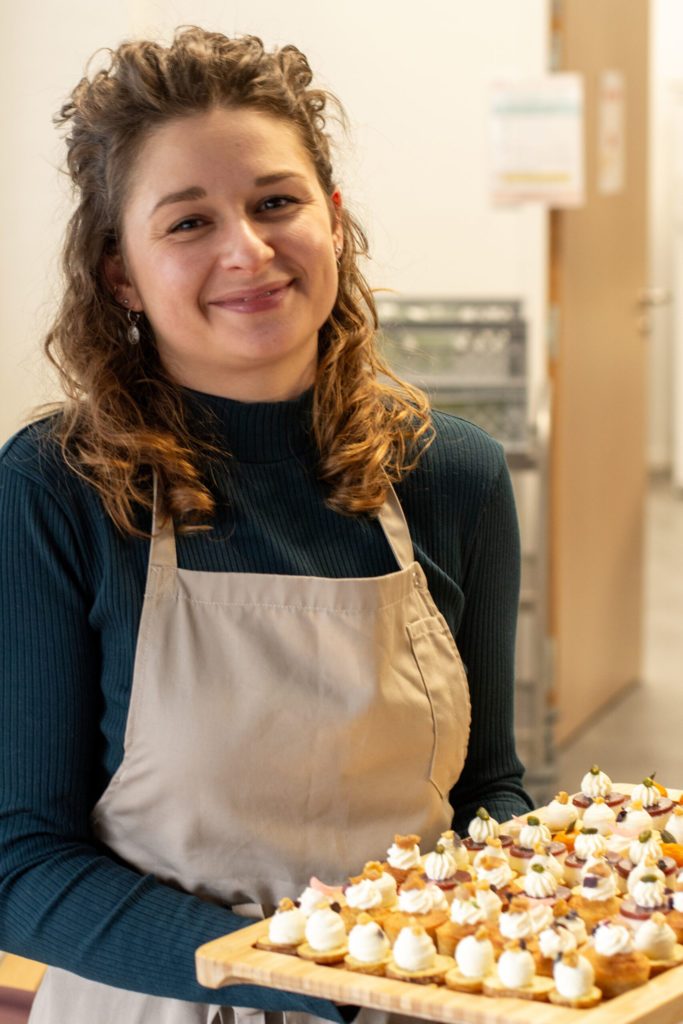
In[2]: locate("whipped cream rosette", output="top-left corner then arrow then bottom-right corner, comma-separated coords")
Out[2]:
549,951 -> 602,1008
383,872 -> 448,943
422,840 -> 470,893
296,886 -> 330,918
297,904 -> 348,964
359,861 -> 397,908
617,830 -> 677,894
571,861 -> 621,930
564,826 -> 608,886
498,897 -> 535,942
434,882 -> 490,956
472,853 -> 515,891
620,872 -> 670,929
385,833 -> 421,884
463,808 -> 512,859
509,815 -> 565,874
572,764 -> 627,809
256,898 -> 307,953
552,901 -> 589,945
527,900 -> 554,935
472,880 -> 503,921
433,829 -> 470,870
523,863 -> 559,902
527,845 -> 565,881
537,923 -> 577,977
630,775 -> 674,824
343,913 -> 391,975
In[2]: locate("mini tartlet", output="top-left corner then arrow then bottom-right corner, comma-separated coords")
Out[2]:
383,872 -> 448,943
571,861 -> 621,930
483,940 -> 553,1001
343,913 -> 392,975
463,808 -> 512,859
633,912 -> 683,975
384,833 -> 422,885
444,926 -> 495,993
255,897 -> 306,954
572,765 -> 628,810
549,951 -> 602,1009
385,921 -> 452,984
297,904 -> 348,964
583,919 -> 651,999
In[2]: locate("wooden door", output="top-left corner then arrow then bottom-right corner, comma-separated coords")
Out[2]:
549,0 -> 650,743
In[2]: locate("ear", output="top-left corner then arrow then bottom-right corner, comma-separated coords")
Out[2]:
330,188 -> 344,251
102,251 -> 143,312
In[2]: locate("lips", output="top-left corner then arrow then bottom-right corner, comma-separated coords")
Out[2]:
210,280 -> 292,306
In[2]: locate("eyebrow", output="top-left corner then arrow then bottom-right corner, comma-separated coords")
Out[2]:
149,172 -> 308,217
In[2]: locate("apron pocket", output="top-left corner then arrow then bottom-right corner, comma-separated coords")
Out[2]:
406,615 -> 469,798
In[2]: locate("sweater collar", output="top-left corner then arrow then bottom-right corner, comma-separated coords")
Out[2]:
181,386 -> 316,464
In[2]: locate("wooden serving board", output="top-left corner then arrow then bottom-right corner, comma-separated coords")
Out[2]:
195,783 -> 683,1023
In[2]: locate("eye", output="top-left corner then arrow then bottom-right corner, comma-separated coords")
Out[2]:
169,216 -> 206,233
258,195 -> 300,212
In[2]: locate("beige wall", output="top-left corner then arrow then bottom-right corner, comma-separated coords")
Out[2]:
1,1 -> 548,444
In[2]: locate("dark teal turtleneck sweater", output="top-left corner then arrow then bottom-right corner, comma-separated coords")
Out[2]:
0,389 -> 531,1015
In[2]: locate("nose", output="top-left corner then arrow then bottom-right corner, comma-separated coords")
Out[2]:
217,218 -> 274,271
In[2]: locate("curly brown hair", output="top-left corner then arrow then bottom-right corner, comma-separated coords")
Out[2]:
45,25 -> 432,535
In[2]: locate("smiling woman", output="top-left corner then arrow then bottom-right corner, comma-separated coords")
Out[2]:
106,107 -> 343,401
0,25 -> 532,1024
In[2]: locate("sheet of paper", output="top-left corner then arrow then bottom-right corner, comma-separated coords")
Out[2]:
490,74 -> 584,207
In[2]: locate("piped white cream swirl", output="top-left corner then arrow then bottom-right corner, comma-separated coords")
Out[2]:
627,860 -> 665,895
499,908 -> 534,941
574,830 -> 607,861
632,876 -> 667,909
631,781 -> 661,809
398,885 -> 447,914
305,907 -> 346,951
518,819 -> 551,849
268,903 -> 307,945
523,865 -> 558,899
449,898 -> 486,927
579,869 -> 618,901
345,878 -> 383,911
475,858 -> 514,889
386,841 -> 421,870
628,831 -> 663,866
297,888 -> 328,918
592,922 -> 633,956
423,848 -> 458,882
538,925 -> 577,960
581,800 -> 616,834
392,926 -> 436,972
468,810 -> 499,844
580,767 -> 613,799
664,807 -> 683,843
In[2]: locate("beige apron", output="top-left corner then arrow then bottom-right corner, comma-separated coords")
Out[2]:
30,486 -> 471,1024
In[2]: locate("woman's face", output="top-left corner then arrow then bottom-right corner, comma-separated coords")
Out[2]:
108,106 -> 343,402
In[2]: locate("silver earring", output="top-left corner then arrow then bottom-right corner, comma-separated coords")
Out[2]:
127,309 -> 141,345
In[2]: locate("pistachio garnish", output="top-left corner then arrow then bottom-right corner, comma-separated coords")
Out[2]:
527,815 -> 540,826
638,830 -> 653,842
476,807 -> 490,820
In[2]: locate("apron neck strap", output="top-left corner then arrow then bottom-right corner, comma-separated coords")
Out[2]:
377,485 -> 415,570
148,477 -> 414,573
149,474 -> 178,570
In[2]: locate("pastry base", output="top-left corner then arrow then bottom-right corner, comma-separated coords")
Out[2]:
385,955 -> 452,985
483,974 -> 554,1001
548,985 -> 603,1008
297,942 -> 348,965
384,909 -> 448,944
583,947 -> 651,999
645,944 -> 683,975
343,954 -> 391,976
444,967 -> 489,993
254,938 -> 300,955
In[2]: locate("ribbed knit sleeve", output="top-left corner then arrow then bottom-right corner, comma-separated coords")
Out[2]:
0,451 -> 348,1021
447,458 -> 533,831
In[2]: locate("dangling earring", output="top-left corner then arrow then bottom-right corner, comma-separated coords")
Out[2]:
127,309 -> 141,345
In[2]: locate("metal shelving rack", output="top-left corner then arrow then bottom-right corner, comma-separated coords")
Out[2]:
376,297 -> 556,805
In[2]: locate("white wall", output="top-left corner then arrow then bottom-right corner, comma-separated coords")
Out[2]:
649,0 -> 683,473
1,1 -> 549,444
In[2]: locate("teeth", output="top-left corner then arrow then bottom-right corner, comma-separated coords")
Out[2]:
240,290 -> 273,302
